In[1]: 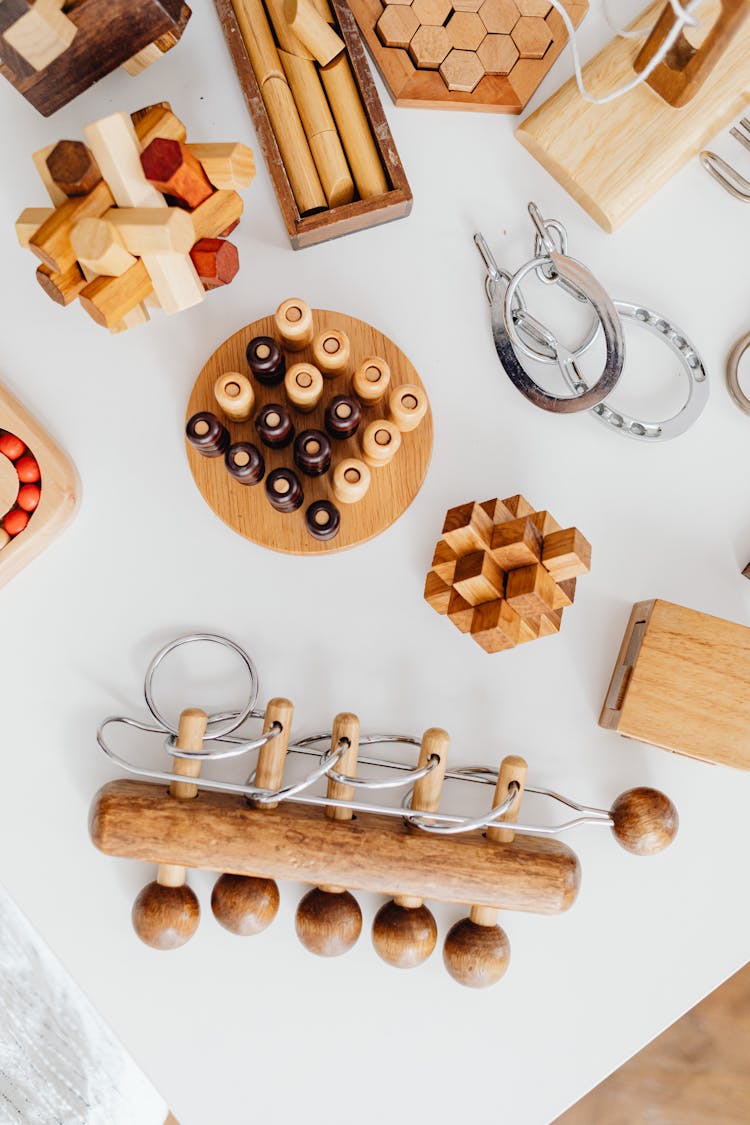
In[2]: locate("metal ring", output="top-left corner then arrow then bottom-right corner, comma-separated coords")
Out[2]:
727,331 -> 750,416
143,633 -> 260,739
325,754 -> 438,790
495,255 -> 624,413
555,302 -> 709,440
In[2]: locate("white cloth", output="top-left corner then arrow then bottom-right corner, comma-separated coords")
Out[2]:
0,886 -> 168,1125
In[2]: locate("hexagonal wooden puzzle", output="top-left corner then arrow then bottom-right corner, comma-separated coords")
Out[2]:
348,0 -> 587,112
424,494 -> 591,652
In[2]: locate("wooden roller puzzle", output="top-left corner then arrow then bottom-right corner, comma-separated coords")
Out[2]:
185,298 -> 433,554
425,494 -> 591,651
348,0 -> 587,112
0,0 -> 191,116
15,103 -> 255,333
92,633 -> 678,987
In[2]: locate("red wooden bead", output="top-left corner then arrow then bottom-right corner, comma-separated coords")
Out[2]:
140,138 -> 213,209
4,509 -> 29,536
17,484 -> 41,512
189,238 -> 240,288
16,455 -> 40,483
0,432 -> 25,460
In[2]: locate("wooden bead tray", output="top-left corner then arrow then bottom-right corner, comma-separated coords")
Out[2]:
0,381 -> 79,589
185,308 -> 433,554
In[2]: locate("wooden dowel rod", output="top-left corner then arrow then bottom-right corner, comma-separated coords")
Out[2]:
92,778 -> 580,915
319,53 -> 388,199
395,727 -> 449,908
320,711 -> 360,892
470,754 -> 528,926
253,697 -> 294,809
283,0 -> 345,66
156,707 -> 208,887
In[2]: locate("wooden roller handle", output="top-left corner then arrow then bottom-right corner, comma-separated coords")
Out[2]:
92,779 -> 580,915
635,0 -> 750,107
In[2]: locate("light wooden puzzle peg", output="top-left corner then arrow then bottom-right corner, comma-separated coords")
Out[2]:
425,495 -> 590,651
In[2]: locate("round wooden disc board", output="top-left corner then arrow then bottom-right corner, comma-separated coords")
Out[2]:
186,309 -> 433,555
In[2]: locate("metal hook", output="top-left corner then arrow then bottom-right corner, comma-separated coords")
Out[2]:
700,118 -> 750,202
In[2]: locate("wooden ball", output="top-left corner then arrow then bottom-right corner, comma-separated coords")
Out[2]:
372,900 -> 437,968
211,873 -> 279,935
132,882 -> 200,951
610,787 -> 678,855
443,918 -> 510,988
295,888 -> 362,957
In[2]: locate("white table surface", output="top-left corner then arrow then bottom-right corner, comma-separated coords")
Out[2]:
2,3 -> 750,1123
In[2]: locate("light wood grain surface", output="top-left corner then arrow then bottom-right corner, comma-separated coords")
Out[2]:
185,308 -> 433,554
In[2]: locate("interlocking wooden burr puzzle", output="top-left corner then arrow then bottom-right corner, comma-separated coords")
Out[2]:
215,0 -> 411,247
15,104 -> 255,333
347,0 -> 587,112
516,0 -> 750,230
0,381 -> 78,589
425,495 -> 590,651
0,0 -> 191,116
91,634 -> 678,986
185,299 -> 432,553
600,599 -> 750,770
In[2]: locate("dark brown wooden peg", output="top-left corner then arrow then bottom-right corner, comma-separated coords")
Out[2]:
255,403 -> 295,449
294,429 -> 331,476
246,336 -> 285,385
225,442 -> 265,485
265,467 -> 304,512
325,394 -> 362,440
45,140 -> 102,197
186,412 -> 230,457
305,500 -> 340,541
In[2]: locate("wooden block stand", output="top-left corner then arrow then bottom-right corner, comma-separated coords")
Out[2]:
348,0 -> 587,113
0,382 -> 79,589
185,308 -> 433,554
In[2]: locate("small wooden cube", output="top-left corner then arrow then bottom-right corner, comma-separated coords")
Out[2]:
442,501 -> 492,555
431,539 -> 458,584
448,589 -> 474,633
542,528 -> 592,580
471,599 -> 521,652
140,137 -> 213,208
489,516 -> 541,569
424,570 -> 451,614
453,550 -> 505,606
506,563 -> 560,617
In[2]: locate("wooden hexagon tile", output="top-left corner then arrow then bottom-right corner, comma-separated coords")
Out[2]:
349,0 -> 587,111
424,495 -> 591,652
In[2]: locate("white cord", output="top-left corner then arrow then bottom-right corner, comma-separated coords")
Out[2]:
548,0 -> 703,105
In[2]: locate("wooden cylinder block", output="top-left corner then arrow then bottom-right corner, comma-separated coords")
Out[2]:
91,780 -> 581,915
247,336 -> 285,385
285,362 -> 324,412
232,0 -> 285,83
325,395 -> 361,439
36,262 -> 87,307
283,0 -> 345,65
70,217 -> 136,277
319,53 -> 389,199
389,383 -> 428,432
255,403 -> 295,449
140,138 -> 213,209
293,429 -> 331,476
305,499 -> 340,541
106,207 -> 195,256
352,356 -> 390,403
332,457 -> 370,504
186,412 -> 230,458
211,873 -> 279,935
275,298 -> 314,350
46,140 -> 101,197
260,76 -> 328,215
29,179 -> 115,274
266,467 -> 304,512
312,329 -> 350,377
266,0 -> 314,58
225,442 -> 265,485
78,260 -> 153,329
361,419 -> 401,468
214,372 -> 254,422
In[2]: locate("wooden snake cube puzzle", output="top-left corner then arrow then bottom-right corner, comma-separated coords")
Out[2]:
0,0 -> 191,116
425,495 -> 591,651
185,300 -> 433,554
348,0 -> 587,112
14,103 -> 255,333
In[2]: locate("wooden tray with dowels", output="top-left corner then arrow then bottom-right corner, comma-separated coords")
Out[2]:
185,300 -> 433,554
91,633 -> 679,988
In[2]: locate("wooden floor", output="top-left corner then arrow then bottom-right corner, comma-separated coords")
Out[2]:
556,963 -> 750,1124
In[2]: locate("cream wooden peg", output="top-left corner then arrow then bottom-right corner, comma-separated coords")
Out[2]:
214,372 -> 255,422
275,297 -> 314,350
284,362 -> 324,412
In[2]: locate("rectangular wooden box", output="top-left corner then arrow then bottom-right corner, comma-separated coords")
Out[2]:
214,0 -> 412,248
600,599 -> 750,770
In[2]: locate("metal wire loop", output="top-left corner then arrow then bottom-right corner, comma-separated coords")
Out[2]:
165,720 -> 280,761
325,753 -> 439,790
